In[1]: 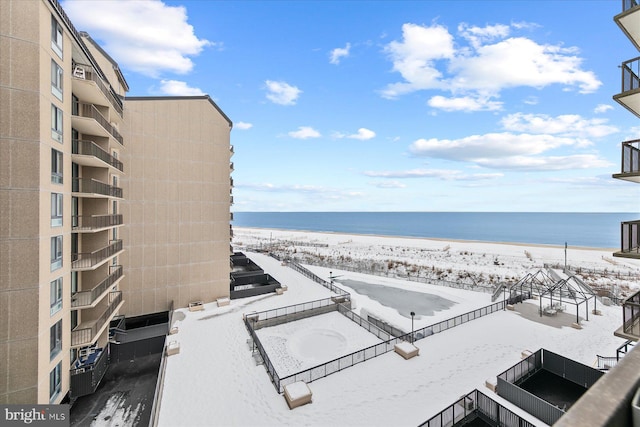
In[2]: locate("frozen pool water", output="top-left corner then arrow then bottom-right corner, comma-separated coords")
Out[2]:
336,279 -> 457,319
255,311 -> 383,376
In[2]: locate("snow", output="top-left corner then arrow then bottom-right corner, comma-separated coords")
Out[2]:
284,382 -> 312,401
395,341 -> 418,353
158,229 -> 630,427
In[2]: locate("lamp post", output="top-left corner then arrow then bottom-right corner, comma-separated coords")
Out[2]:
410,311 -> 415,344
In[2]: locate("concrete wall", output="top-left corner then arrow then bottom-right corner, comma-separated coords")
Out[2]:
120,97 -> 232,315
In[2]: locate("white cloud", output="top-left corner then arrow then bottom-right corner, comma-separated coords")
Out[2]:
238,182 -> 364,200
370,180 -> 407,188
288,126 -> 321,139
364,169 -> 503,181
158,80 -> 204,96
477,155 -> 612,171
381,23 -> 454,98
381,22 -> 601,107
500,113 -> 618,138
594,104 -> 614,114
235,122 -> 253,130
265,80 -> 302,105
335,128 -> 376,140
62,0 -> 211,76
428,95 -> 502,112
330,43 -> 351,64
458,23 -> 510,49
410,133 -> 588,160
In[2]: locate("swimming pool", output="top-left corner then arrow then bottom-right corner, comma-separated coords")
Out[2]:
336,279 -> 457,319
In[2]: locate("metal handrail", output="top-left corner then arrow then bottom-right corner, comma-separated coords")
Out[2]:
71,265 -> 123,307
623,0 -> 639,13
72,240 -> 123,270
72,64 -> 123,117
74,102 -> 124,145
71,291 -> 123,346
621,56 -> 640,93
72,214 -> 123,231
72,177 -> 123,198
72,139 -> 123,171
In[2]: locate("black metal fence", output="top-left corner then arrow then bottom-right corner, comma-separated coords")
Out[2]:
419,388 -> 537,427
497,348 -> 604,426
247,298 -> 506,393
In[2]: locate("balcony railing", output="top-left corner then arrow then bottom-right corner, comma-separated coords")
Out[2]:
73,102 -> 124,145
73,177 -> 123,198
71,265 -> 123,308
230,224 -> 234,238
620,220 -> 640,255
622,290 -> 640,339
620,139 -> 640,174
230,145 -> 234,156
230,162 -> 234,171
72,64 -> 123,117
72,214 -> 123,231
623,0 -> 639,13
72,240 -> 123,270
72,139 -> 123,171
71,291 -> 122,347
621,56 -> 640,94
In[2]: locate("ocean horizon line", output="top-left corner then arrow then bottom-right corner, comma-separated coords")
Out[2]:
232,212 -> 633,249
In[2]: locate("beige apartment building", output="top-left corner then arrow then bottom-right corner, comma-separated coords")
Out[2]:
0,0 -> 232,405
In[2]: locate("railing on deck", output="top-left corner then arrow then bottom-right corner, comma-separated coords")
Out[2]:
72,240 -> 123,270
71,291 -> 123,347
72,139 -> 123,171
72,64 -> 123,117
623,0 -> 639,13
71,265 -> 123,307
419,389 -> 537,427
73,177 -> 123,198
623,290 -> 640,337
621,56 -> 640,94
620,221 -> 640,254
73,102 -> 124,145
72,214 -> 123,231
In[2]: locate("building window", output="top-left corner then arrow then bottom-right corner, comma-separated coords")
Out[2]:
51,104 -> 63,142
51,193 -> 63,227
49,362 -> 62,403
50,235 -> 63,271
50,278 -> 63,316
50,320 -> 62,360
51,16 -> 63,58
51,59 -> 63,101
51,149 -> 63,184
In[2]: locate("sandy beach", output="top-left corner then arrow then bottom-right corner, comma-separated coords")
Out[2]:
233,227 -> 640,298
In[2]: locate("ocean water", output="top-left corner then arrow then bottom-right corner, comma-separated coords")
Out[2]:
232,212 -> 638,249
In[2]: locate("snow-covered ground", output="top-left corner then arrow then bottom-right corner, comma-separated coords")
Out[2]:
157,230 -> 631,427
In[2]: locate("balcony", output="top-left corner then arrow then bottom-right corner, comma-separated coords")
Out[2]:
615,290 -> 640,341
230,162 -> 234,171
71,291 -> 123,348
230,224 -> 234,239
73,177 -> 123,198
613,139 -> 640,182
69,344 -> 109,398
72,139 -> 123,172
230,145 -> 234,156
72,102 -> 124,145
72,240 -> 123,271
230,195 -> 234,205
72,265 -> 123,308
613,220 -> 640,259
615,0 -> 640,51
613,56 -> 640,118
71,63 -> 123,119
72,214 -> 123,232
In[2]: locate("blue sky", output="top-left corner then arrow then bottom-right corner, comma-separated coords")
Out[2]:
62,0 -> 640,212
